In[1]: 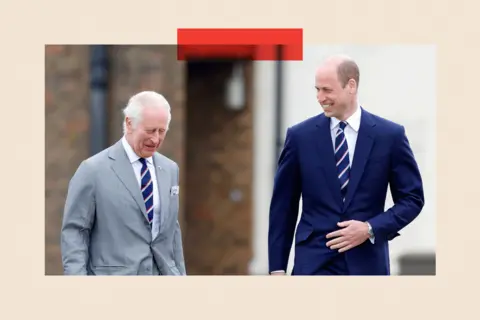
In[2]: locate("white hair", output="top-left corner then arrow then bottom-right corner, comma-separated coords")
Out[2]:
122,91 -> 172,134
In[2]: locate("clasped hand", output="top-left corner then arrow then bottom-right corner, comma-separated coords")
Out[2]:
326,220 -> 370,253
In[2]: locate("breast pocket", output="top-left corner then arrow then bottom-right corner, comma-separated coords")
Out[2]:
168,187 -> 179,214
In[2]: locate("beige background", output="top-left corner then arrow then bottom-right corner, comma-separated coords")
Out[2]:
1,0 -> 474,317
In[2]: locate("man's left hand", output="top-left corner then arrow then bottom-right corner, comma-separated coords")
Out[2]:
326,220 -> 370,253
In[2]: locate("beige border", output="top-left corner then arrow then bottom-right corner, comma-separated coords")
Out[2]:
2,0 -> 473,316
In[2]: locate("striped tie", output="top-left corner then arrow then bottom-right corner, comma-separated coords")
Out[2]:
335,121 -> 350,201
139,158 -> 154,223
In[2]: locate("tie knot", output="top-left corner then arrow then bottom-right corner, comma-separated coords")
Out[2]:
139,158 -> 147,166
339,121 -> 347,130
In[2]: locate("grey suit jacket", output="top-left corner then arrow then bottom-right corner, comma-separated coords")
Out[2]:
60,139 -> 186,276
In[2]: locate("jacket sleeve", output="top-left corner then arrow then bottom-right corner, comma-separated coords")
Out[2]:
367,125 -> 425,242
60,160 -> 96,275
173,162 -> 186,275
268,127 -> 302,273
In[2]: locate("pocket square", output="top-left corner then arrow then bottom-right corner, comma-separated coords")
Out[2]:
170,186 -> 179,196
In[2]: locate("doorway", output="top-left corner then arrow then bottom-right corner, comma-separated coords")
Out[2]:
184,60 -> 254,275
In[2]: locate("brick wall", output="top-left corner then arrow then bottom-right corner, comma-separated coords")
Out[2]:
45,45 -> 91,275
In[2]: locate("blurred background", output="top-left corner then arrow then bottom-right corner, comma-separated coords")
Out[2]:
45,44 -> 436,276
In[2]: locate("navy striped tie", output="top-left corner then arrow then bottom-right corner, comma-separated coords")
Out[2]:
335,121 -> 350,201
139,158 -> 154,223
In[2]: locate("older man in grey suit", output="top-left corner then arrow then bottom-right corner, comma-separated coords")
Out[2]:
61,91 -> 186,276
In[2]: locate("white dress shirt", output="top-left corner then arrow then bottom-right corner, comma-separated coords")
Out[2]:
122,137 -> 161,239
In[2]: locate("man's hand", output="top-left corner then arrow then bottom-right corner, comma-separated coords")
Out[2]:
326,220 -> 370,253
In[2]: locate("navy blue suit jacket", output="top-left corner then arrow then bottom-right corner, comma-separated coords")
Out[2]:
268,108 -> 424,275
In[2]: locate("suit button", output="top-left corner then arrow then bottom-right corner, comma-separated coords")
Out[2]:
146,267 -> 151,271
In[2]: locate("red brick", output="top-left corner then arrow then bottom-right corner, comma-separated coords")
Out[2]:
45,45 -> 90,275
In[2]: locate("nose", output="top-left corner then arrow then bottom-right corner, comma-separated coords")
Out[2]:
317,91 -> 325,103
151,132 -> 160,144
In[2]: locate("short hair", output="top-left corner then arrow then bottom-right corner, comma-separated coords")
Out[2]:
122,91 -> 172,133
336,59 -> 360,88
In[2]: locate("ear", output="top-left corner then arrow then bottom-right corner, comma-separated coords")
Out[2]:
347,79 -> 357,94
125,117 -> 133,132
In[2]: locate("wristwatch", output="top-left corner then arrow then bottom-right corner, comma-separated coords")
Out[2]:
366,222 -> 374,238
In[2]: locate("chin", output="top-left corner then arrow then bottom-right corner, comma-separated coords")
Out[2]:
323,110 -> 333,117
142,149 -> 155,157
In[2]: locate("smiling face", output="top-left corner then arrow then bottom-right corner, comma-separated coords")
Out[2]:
125,105 -> 169,158
315,57 -> 359,120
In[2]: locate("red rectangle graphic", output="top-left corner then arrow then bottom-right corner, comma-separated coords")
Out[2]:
177,28 -> 303,61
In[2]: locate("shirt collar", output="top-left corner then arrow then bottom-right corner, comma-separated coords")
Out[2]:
121,136 -> 153,165
330,105 -> 362,132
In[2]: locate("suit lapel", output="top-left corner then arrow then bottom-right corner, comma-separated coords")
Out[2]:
343,109 -> 376,210
153,155 -> 170,235
109,140 -> 149,222
314,115 -> 344,206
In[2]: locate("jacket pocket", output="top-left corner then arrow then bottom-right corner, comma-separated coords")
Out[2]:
295,227 -> 314,245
